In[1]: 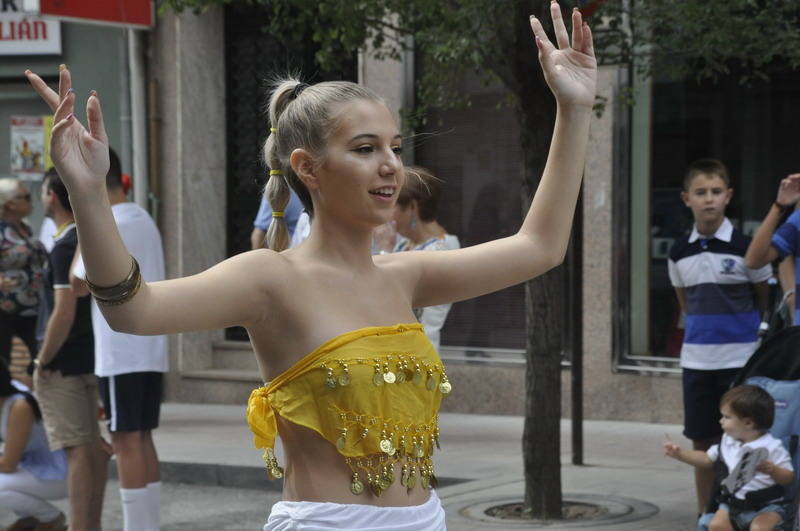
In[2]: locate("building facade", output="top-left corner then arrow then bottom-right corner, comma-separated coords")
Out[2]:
6,6 -> 796,424
147,6 -> 697,423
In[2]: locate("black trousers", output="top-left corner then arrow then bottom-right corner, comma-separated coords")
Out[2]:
0,311 -> 38,367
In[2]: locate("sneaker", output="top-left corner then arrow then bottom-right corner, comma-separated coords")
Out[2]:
31,513 -> 66,531
4,516 -> 39,531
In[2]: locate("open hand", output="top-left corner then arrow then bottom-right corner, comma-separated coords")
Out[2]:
529,2 -> 597,108
25,66 -> 109,192
776,174 -> 800,208
663,434 -> 681,458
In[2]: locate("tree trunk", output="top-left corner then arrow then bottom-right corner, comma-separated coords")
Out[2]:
523,268 -> 564,518
515,15 -> 562,514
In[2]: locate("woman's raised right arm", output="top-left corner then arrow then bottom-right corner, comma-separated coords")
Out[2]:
26,67 -> 270,335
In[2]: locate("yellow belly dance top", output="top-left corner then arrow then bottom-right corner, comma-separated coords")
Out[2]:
246,323 -> 452,496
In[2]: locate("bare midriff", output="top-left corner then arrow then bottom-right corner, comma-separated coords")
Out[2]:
277,416 -> 431,507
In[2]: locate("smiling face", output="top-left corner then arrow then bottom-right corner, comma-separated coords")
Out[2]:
308,99 -> 405,228
681,173 -> 732,229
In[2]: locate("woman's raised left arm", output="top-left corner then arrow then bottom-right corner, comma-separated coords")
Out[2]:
385,2 -> 596,308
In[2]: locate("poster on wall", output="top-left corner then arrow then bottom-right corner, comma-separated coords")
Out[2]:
10,115 -> 52,180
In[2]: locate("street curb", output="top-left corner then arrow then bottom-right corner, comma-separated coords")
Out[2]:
108,459 -> 469,492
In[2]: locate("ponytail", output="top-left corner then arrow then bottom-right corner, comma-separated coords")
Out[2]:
264,168 -> 291,252
264,80 -> 303,252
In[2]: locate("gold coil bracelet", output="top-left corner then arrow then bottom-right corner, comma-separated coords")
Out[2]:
85,257 -> 142,306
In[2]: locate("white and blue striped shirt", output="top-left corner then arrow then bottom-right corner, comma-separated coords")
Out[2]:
668,218 -> 772,370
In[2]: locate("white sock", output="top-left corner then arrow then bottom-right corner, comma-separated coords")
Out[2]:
146,481 -> 161,530
120,488 -> 149,531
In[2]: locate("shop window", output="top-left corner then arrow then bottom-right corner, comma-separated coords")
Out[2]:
615,67 -> 800,371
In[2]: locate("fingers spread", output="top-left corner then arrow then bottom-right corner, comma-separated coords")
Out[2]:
529,16 -> 555,55
571,8 -> 584,52
86,92 -> 108,144
550,1 -> 570,50
25,70 -> 60,112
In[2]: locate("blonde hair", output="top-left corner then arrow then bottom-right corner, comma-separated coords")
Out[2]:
0,178 -> 21,207
263,78 -> 383,251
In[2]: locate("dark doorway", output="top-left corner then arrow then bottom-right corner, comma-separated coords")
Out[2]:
224,3 -> 356,340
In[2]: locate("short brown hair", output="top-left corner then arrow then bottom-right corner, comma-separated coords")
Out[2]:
43,167 -> 72,212
721,384 -> 774,431
396,166 -> 441,222
683,159 -> 730,191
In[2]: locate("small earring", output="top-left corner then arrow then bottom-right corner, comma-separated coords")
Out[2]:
410,216 -> 417,230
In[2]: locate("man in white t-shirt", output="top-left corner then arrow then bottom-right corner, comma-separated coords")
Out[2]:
71,149 -> 167,531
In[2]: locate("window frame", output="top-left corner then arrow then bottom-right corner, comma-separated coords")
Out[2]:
612,66 -> 682,375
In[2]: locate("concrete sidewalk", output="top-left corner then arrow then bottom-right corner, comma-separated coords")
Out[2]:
151,403 -> 700,529
1,403 -> 702,530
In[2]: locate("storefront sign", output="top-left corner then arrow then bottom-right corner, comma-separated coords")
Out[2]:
22,0 -> 153,29
0,9 -> 61,55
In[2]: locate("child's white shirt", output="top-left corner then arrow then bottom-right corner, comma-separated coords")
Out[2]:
707,432 -> 793,500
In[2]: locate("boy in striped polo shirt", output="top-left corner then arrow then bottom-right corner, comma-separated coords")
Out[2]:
668,159 -> 772,513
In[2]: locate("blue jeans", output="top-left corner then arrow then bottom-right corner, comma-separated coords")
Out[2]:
697,502 -> 786,530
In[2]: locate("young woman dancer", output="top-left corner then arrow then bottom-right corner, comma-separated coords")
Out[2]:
25,2 -> 595,528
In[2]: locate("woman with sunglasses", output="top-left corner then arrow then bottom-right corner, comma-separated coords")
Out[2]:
0,179 -> 48,370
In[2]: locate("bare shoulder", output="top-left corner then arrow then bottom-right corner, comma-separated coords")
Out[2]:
216,248 -> 298,296
220,248 -> 292,277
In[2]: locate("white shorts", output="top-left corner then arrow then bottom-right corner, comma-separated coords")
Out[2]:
264,489 -> 446,530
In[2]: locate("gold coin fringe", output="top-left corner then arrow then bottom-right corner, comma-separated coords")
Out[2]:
318,354 -> 452,395
261,352 -> 452,496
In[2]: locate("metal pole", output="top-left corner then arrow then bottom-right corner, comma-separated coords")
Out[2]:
128,28 -> 149,209
571,187 -> 584,466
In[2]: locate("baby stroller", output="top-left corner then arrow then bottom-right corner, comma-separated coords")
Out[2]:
699,326 -> 800,530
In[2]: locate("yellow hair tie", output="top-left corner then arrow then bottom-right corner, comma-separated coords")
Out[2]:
272,211 -> 285,218
269,170 -> 282,176
270,127 -> 277,133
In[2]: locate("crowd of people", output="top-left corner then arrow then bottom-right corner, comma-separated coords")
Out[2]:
0,150 -> 167,530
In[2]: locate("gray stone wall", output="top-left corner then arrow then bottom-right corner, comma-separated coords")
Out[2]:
152,7 -> 227,401
575,66 -> 682,424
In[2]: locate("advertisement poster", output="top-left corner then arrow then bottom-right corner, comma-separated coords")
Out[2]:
10,115 -> 47,180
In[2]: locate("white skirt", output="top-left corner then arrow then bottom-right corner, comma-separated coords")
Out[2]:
264,489 -> 446,530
